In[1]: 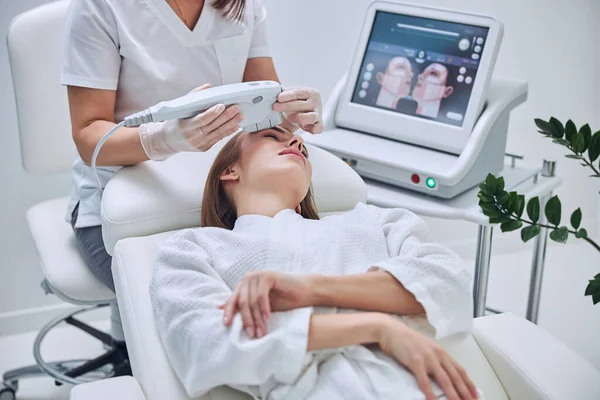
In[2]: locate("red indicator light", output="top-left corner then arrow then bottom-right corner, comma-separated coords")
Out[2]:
411,174 -> 420,184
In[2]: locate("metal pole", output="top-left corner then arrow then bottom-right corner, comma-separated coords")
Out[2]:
473,225 -> 494,317
526,160 -> 556,324
526,193 -> 550,323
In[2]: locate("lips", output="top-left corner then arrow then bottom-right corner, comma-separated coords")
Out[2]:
279,148 -> 305,164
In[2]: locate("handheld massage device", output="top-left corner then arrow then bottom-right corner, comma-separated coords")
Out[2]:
123,80 -> 284,131
92,81 -> 284,192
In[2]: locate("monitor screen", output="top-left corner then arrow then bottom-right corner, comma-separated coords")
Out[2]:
351,11 -> 490,127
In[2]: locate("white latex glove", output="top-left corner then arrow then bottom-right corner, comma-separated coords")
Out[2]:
139,84 -> 243,161
273,87 -> 323,134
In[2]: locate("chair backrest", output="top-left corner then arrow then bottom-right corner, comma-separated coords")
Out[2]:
101,141 -> 368,254
7,0 -> 75,174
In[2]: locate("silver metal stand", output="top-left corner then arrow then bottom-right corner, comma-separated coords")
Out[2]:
526,193 -> 550,323
473,226 -> 494,317
526,160 -> 556,323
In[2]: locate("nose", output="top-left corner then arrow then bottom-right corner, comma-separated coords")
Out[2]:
286,135 -> 304,151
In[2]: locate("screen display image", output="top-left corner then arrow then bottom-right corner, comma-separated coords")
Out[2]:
351,11 -> 490,127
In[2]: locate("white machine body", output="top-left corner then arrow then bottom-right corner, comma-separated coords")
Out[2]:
306,76 -> 527,199
303,1 -> 528,199
123,81 -> 284,132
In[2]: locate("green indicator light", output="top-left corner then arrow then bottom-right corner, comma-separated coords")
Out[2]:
426,178 -> 436,189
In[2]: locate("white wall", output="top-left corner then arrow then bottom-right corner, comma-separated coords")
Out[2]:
0,0 -> 598,334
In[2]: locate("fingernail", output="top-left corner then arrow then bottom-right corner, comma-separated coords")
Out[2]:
256,327 -> 263,337
263,313 -> 268,323
231,106 -> 240,112
223,315 -> 228,324
245,327 -> 253,337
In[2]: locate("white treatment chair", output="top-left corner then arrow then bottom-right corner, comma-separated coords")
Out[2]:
69,140 -> 600,399
3,2 -> 130,398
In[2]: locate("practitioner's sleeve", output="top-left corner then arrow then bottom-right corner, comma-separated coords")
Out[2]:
150,229 -> 312,397
366,205 -> 473,338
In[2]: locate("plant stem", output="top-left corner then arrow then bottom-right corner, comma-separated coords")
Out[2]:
583,237 -> 600,252
560,137 -> 600,176
506,213 -> 600,252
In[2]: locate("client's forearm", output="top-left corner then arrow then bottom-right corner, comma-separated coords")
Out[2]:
309,271 -> 425,315
307,313 -> 385,351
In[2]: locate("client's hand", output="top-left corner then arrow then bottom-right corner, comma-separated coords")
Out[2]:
273,87 -> 323,134
219,271 -> 313,338
379,317 -> 479,400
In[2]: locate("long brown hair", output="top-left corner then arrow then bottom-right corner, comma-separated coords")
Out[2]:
201,132 -> 320,230
212,0 -> 246,23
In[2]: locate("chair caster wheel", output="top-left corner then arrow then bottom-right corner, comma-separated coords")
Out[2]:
0,384 -> 16,400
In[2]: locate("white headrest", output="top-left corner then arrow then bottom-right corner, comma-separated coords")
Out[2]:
101,141 -> 367,254
7,0 -> 75,174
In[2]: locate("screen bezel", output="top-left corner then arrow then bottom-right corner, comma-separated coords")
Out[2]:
335,1 -> 503,155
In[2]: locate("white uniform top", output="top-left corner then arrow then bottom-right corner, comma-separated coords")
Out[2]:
151,203 -> 474,399
61,0 -> 270,228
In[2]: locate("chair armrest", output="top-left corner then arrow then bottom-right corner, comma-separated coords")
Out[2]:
473,313 -> 599,400
70,376 -> 147,400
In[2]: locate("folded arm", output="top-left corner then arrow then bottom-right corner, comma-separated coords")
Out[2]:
150,230 -> 387,397
309,270 -> 425,315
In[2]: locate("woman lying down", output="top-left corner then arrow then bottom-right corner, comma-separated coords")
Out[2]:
150,126 -> 480,400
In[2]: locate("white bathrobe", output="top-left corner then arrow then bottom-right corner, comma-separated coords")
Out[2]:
150,202 -> 473,400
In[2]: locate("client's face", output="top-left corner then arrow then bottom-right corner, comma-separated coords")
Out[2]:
228,127 -> 312,201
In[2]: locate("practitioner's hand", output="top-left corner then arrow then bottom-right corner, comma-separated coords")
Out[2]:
378,317 -> 479,400
139,83 -> 243,161
273,87 -> 323,134
219,271 -> 313,338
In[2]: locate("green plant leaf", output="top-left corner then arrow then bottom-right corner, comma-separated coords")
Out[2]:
484,174 -> 498,193
552,138 -> 571,146
507,192 -> 519,214
501,220 -> 523,232
565,154 -> 583,160
589,131 -> 600,162
534,118 -> 554,135
516,195 -> 525,218
489,215 -> 513,224
585,273 -> 600,304
479,184 -> 493,197
571,132 -> 585,154
576,228 -> 588,239
549,226 -> 569,243
527,197 -> 540,223
499,192 -> 510,206
521,225 -> 541,242
477,192 -> 494,204
496,177 -> 505,194
545,195 -> 562,226
570,208 -> 582,230
565,120 -> 577,142
549,117 -> 565,138
580,124 -> 592,151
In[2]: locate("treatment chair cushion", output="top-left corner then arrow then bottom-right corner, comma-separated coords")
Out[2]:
26,197 -> 115,303
102,140 -> 367,254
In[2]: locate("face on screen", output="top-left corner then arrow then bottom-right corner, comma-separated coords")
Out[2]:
375,57 -> 414,108
351,11 -> 490,127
